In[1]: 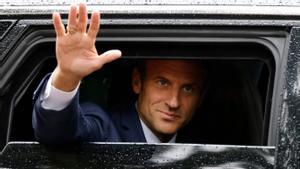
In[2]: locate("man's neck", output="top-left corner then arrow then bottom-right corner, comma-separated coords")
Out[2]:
156,133 -> 175,143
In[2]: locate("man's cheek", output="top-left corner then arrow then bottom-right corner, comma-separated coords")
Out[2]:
150,94 -> 166,105
188,97 -> 199,110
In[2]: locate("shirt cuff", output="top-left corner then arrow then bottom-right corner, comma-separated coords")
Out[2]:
41,73 -> 80,111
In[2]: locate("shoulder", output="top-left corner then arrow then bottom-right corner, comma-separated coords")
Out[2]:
109,101 -> 139,130
109,101 -> 136,117
80,102 -> 110,119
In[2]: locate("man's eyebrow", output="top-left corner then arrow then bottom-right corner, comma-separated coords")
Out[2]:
155,76 -> 202,86
154,76 -> 168,80
183,83 -> 201,87
183,80 -> 205,87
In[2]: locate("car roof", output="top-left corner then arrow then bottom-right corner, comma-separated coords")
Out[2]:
1,1 -> 300,17
1,0 -> 300,6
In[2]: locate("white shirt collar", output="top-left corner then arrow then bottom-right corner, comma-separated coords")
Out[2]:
135,102 -> 177,143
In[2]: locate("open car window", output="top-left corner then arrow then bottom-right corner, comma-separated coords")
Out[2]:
8,35 -> 275,146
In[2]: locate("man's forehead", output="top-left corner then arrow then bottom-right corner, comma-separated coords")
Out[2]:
144,59 -> 205,81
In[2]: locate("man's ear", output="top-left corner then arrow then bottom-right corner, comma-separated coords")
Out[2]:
132,68 -> 142,94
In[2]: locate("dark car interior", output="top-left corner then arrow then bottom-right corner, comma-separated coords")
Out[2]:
4,39 -> 274,149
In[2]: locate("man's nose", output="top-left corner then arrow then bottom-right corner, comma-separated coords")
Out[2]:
166,90 -> 180,109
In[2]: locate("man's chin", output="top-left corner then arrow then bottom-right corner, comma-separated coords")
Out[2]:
158,126 -> 178,136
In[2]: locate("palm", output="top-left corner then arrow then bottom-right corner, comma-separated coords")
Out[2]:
53,3 -> 121,81
56,33 -> 99,77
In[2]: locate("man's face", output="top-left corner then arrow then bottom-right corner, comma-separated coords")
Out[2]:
132,60 -> 205,141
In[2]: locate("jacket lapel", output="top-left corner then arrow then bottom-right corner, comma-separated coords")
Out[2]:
119,102 -> 146,142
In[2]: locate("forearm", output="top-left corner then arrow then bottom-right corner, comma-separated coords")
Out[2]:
32,75 -> 85,144
32,75 -> 111,144
42,73 -> 79,111
33,92 -> 83,144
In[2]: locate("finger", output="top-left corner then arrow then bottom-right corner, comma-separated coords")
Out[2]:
67,4 -> 78,33
52,12 -> 66,37
97,50 -> 122,65
78,3 -> 88,33
87,10 -> 100,39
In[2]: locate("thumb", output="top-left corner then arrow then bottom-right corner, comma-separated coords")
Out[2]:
98,49 -> 122,65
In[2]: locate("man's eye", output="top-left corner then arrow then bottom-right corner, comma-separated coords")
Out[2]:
183,86 -> 194,93
157,79 -> 168,86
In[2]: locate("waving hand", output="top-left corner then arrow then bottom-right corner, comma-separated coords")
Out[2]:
52,3 -> 121,91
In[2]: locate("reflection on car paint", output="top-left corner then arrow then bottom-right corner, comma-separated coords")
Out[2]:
0,142 -> 275,168
276,27 -> 300,169
0,21 -> 27,63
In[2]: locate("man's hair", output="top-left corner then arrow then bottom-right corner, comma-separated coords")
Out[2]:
135,59 -> 208,91
136,60 -> 146,81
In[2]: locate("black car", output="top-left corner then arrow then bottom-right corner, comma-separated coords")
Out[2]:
0,1 -> 299,168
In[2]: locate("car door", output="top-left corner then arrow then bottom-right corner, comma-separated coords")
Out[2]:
0,1 -> 299,168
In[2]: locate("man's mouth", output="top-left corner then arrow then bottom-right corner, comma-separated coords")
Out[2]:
159,110 -> 179,121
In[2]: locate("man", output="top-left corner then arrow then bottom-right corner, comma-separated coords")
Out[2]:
32,3 -> 206,144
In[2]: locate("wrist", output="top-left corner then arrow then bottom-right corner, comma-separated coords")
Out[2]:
52,67 -> 81,92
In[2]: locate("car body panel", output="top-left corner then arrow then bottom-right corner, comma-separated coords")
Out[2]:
0,2 -> 299,168
276,27 -> 300,168
0,142 -> 275,168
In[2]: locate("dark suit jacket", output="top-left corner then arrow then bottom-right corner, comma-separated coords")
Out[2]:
32,74 -> 146,144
